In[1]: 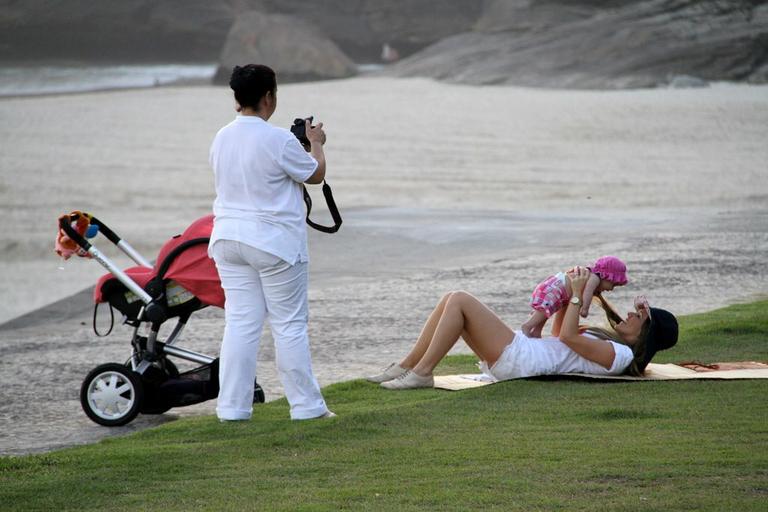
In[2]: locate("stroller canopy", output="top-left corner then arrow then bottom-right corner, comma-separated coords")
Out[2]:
157,215 -> 223,308
95,215 -> 224,308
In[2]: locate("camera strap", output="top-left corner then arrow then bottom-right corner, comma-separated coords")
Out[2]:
303,181 -> 342,233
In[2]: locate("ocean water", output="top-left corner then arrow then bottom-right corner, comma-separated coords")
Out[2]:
0,63 -> 388,97
0,63 -> 218,96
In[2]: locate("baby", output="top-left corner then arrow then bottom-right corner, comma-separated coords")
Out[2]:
521,256 -> 628,338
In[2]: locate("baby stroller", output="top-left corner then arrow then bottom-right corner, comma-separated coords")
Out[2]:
56,211 -> 265,426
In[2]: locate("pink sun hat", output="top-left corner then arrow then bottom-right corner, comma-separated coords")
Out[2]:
591,256 -> 628,285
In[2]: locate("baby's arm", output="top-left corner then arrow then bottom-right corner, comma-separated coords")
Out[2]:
550,308 -> 566,337
579,273 -> 601,317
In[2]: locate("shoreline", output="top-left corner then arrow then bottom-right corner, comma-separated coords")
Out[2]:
3,79 -> 764,99
0,78 -> 215,100
0,62 -> 217,99
0,62 -> 389,100
1,64 -> 764,101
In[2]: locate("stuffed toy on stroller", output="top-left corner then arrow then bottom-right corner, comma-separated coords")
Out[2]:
55,211 -> 264,426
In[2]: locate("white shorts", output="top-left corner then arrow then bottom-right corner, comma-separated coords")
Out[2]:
479,331 -> 630,381
479,332 -> 537,381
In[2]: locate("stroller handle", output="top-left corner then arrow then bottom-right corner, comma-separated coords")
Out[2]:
59,212 -> 122,251
59,212 -> 152,268
59,212 -> 92,251
59,212 -> 166,322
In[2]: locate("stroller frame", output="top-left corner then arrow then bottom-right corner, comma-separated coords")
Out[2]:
60,213 -> 262,426
61,213 -> 215,367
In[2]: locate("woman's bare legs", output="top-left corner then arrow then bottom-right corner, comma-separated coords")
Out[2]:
405,291 -> 515,377
399,292 -> 452,369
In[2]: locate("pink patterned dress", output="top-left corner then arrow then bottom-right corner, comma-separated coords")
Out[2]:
529,272 -> 569,318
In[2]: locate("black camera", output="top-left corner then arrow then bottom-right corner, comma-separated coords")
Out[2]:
290,116 -> 314,148
288,115 -> 342,234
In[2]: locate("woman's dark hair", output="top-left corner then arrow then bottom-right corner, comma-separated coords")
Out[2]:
229,64 -> 277,111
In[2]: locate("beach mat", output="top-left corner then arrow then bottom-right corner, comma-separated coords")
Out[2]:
434,362 -> 768,391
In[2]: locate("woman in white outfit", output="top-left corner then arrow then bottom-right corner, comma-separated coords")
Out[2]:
209,64 -> 333,420
368,267 -> 678,389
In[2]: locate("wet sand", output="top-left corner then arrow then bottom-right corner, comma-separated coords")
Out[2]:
0,78 -> 767,454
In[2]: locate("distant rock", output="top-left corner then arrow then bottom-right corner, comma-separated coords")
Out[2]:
0,0 -> 480,64
667,75 -> 709,89
256,0 -> 482,62
2,0 -> 766,89
473,0 -> 612,33
387,0 -> 768,89
212,12 -> 357,84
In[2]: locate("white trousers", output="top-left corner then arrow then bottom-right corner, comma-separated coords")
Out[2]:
211,240 -> 328,420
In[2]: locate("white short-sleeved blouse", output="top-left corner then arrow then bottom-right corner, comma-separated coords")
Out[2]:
208,115 -> 318,264
481,331 -> 635,381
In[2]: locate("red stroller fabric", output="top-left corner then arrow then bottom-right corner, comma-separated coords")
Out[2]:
159,215 -> 224,308
94,215 -> 224,308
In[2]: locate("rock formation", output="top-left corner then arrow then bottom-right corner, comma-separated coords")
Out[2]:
212,12 -> 357,84
1,0 -> 766,88
255,0 -> 482,61
0,0 -> 478,63
387,0 -> 768,88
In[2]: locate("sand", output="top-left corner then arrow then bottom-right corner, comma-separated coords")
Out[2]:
0,77 -> 767,454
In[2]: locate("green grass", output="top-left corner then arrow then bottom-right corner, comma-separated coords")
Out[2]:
2,300 -> 767,511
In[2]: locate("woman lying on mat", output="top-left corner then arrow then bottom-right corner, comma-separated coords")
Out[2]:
367,267 -> 678,389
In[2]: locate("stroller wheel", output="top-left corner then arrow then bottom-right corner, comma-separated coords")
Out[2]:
81,363 -> 144,426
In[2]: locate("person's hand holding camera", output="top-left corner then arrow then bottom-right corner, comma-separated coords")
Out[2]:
288,117 -> 326,184
306,119 -> 326,147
